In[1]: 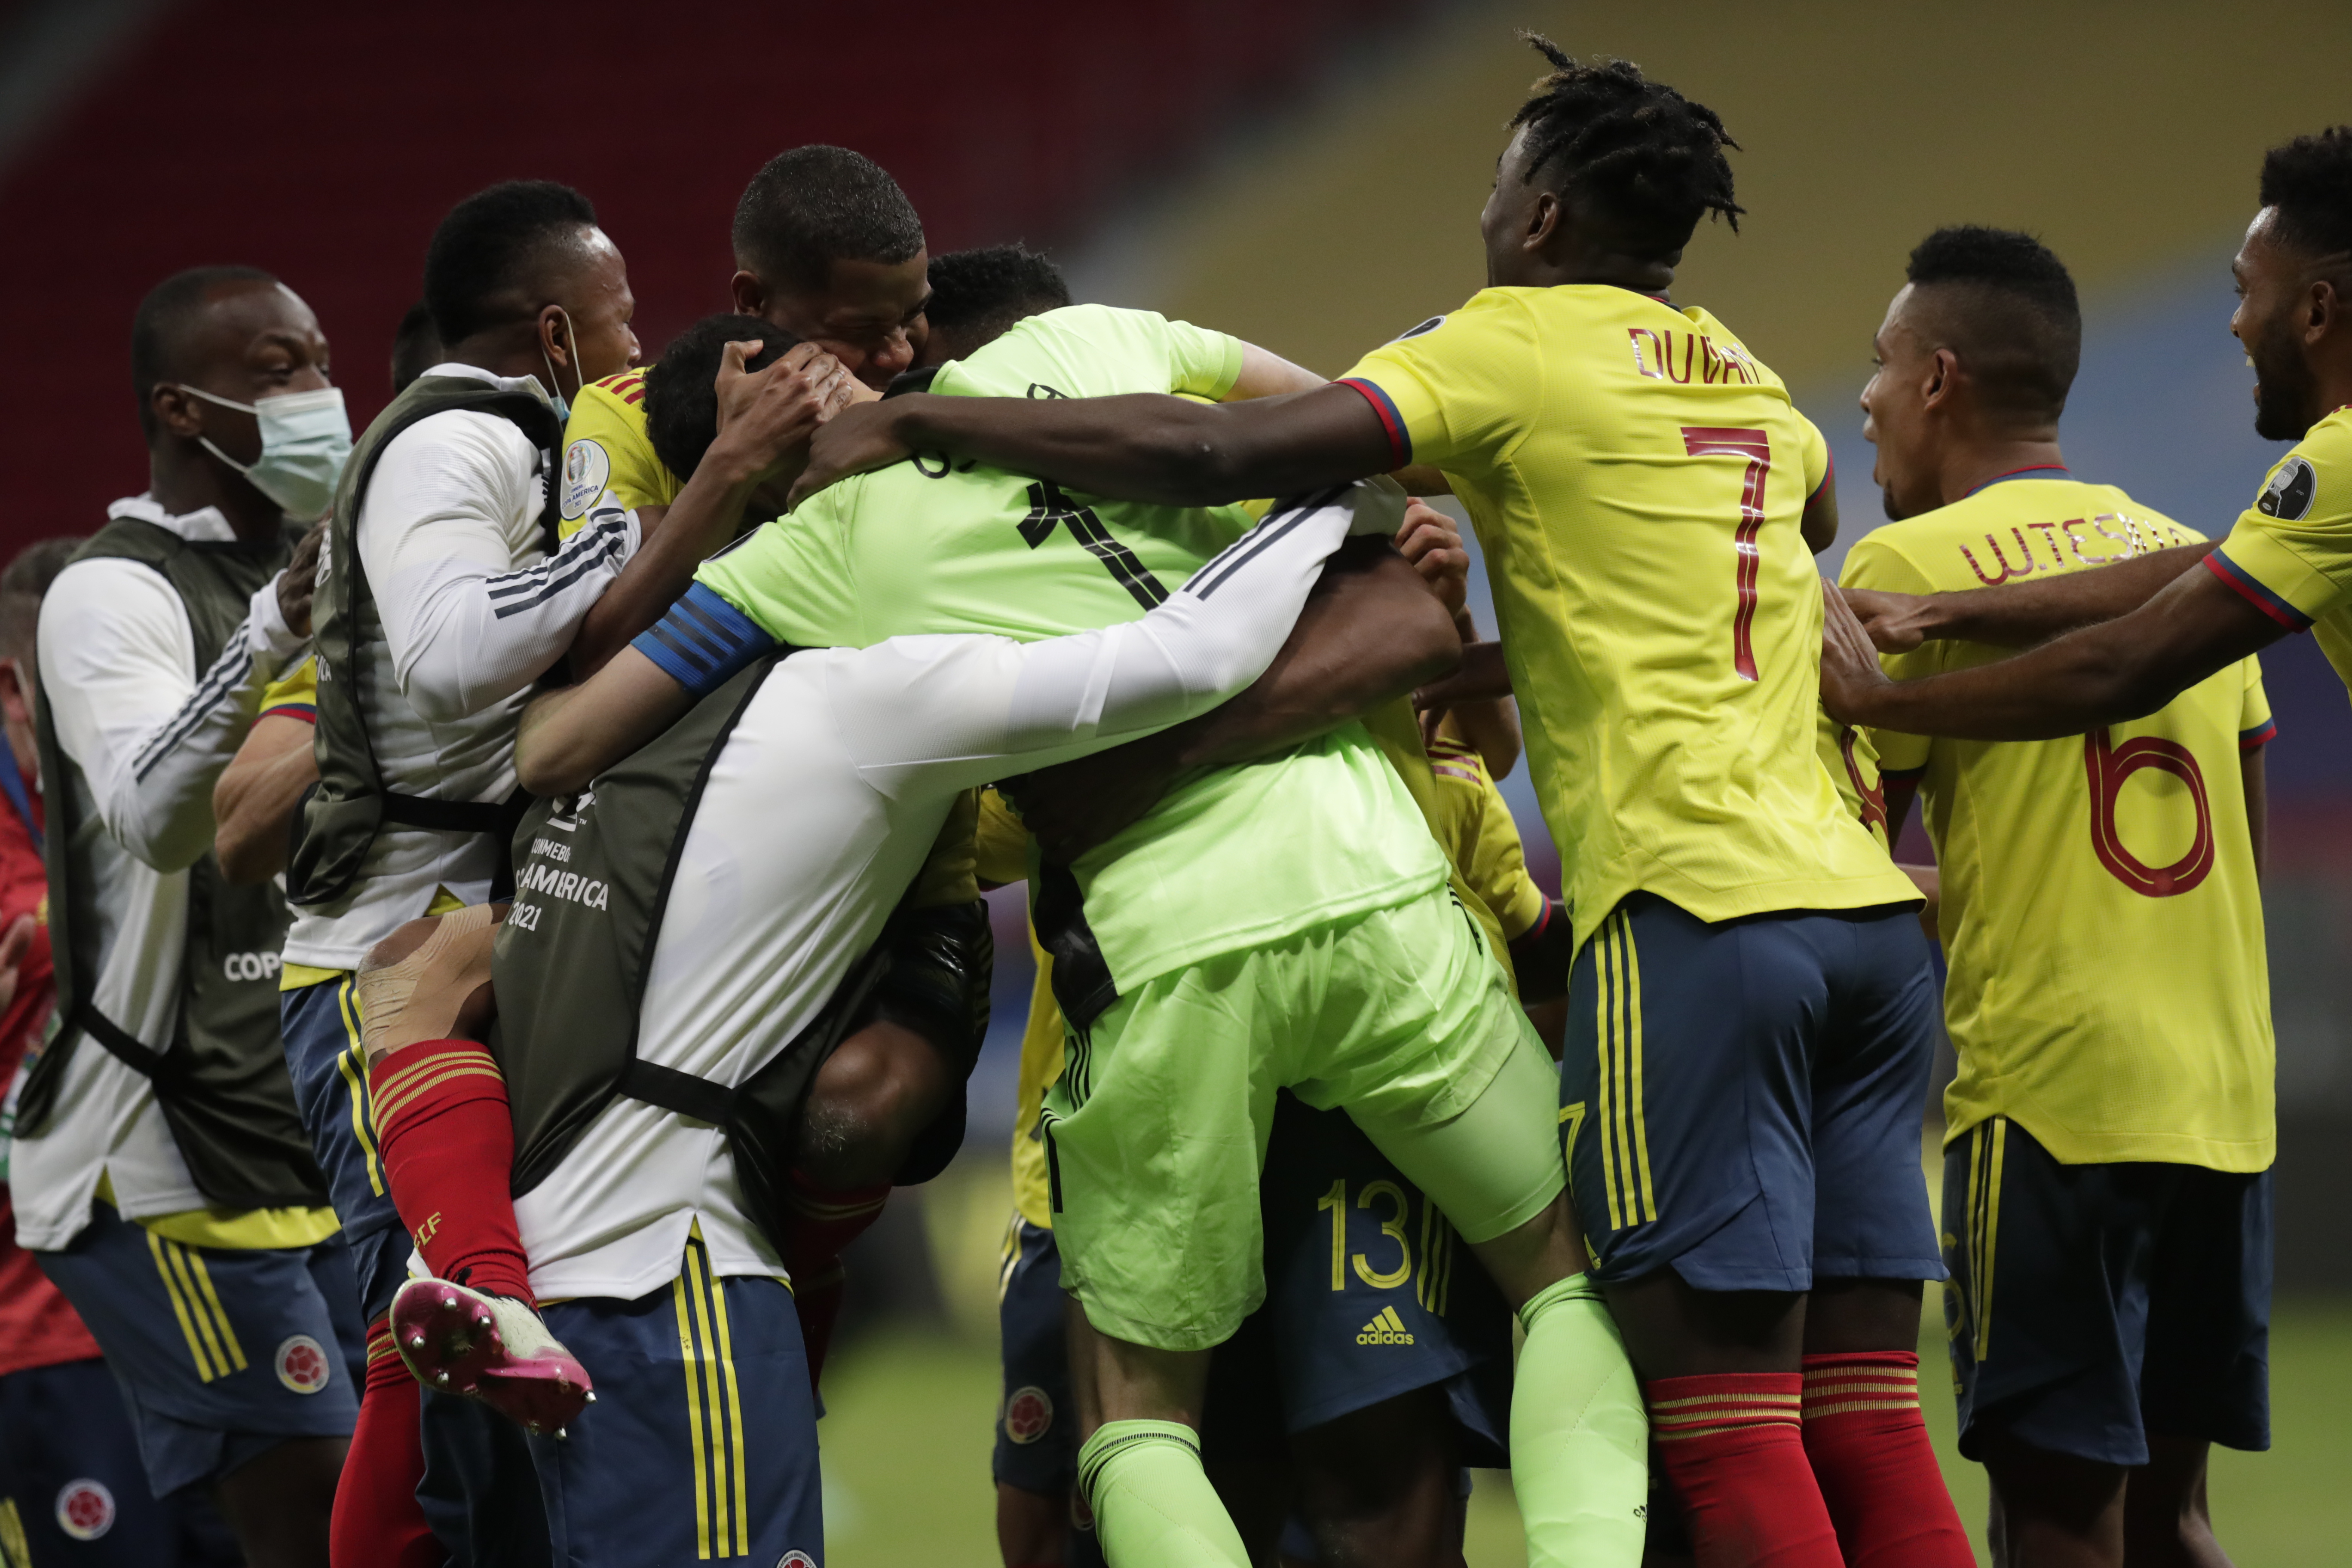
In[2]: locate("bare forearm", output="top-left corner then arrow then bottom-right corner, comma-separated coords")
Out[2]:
214,740 -> 318,883
1913,542 -> 2214,647
896,392 -> 1388,508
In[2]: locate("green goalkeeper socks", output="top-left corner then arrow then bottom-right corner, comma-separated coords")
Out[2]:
1075,1419 -> 1250,1568
1511,1272 -> 1651,1568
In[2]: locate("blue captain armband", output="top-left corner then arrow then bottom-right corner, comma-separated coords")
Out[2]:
632,583 -> 779,698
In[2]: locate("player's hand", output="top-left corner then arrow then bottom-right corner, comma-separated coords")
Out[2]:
1839,585 -> 1939,654
0,913 -> 36,1016
786,399 -> 916,511
704,341 -> 851,488
276,518 -> 328,638
1819,576 -> 1894,722
1393,500 -> 1469,617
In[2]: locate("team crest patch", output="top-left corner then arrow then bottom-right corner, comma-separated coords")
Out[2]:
560,439 -> 611,521
777,1552 -> 817,1568
1392,315 -> 1446,342
276,1334 -> 332,1394
1004,1384 -> 1054,1444
2257,455 -> 2317,521
55,1479 -> 114,1540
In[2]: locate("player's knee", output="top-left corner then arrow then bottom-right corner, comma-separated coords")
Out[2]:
799,1020 -> 952,1188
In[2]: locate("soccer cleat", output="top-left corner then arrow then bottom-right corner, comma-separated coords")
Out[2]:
390,1277 -> 592,1434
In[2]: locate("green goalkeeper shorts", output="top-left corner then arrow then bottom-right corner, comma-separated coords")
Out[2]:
1042,886 -> 1566,1352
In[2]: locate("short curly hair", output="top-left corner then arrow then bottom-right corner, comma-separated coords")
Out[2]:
1904,225 -> 2081,427
2259,126 -> 2352,261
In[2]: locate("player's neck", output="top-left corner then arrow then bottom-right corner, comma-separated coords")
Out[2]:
148,440 -> 285,544
1938,439 -> 2067,507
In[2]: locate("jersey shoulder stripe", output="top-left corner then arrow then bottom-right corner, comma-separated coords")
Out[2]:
2205,549 -> 2310,628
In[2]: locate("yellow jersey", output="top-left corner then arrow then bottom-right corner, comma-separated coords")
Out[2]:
2206,405 -> 2352,692
558,368 -> 680,536
1819,714 -> 1891,852
1843,476 -> 2274,1170
258,655 -> 317,723
1422,737 -> 1548,942
1341,287 -> 1916,947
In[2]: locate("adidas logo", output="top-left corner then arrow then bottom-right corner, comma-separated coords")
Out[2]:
1356,1306 -> 1415,1346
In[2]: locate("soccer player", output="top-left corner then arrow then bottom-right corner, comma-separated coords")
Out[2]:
271,180 -> 844,1568
786,40 -> 1965,1568
371,477 -> 1432,1566
14,267 -> 353,1568
0,534 -> 241,1568
1840,226 -> 2275,1567
1817,127 -> 2352,744
689,279 -> 1654,1565
555,144 -> 921,548
921,243 -> 1074,367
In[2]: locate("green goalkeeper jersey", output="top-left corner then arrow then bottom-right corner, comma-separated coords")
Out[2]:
696,304 -> 1448,992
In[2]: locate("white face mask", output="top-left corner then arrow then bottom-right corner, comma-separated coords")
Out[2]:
178,385 -> 353,522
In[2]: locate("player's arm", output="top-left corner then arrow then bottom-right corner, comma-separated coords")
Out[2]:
834,482 -> 1418,800
789,382 -> 1395,511
214,713 -> 318,884
512,649 -> 693,799
566,342 -> 852,679
1819,564 -> 2285,740
1802,471 -> 1839,556
42,558 -> 309,874
1001,538 -> 1461,861
1841,541 -> 2214,653
2243,744 -> 2267,880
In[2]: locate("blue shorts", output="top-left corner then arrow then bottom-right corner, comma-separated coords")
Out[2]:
281,977 -> 408,1322
994,1095 -> 1513,1493
1942,1118 -> 2271,1467
1562,893 -> 1945,1292
33,1204 -> 362,1496
0,1357 -> 240,1565
508,1237 -> 822,1567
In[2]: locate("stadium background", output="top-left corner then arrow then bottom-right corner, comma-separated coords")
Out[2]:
1,0 -> 2346,1559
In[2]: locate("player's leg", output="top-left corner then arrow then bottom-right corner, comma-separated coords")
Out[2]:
1197,1305 -> 1297,1564
524,1241 -> 821,1568
1551,895 -> 1847,1567
1798,907 -> 1970,1566
1246,1094 -> 1514,1568
1298,892 -> 1646,1568
278,972 -> 441,1568
1044,951 -> 1291,1568
32,1205 -> 359,1568
995,1214 -> 1104,1568
1943,1121 -> 2168,1568
2126,1160 -> 2271,1568
0,1355 -> 219,1565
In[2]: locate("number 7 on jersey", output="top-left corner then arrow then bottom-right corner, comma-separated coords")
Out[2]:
1681,427 -> 1772,682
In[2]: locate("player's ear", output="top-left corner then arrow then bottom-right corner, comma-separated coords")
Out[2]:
1524,189 -> 1563,251
1921,346 -> 1958,411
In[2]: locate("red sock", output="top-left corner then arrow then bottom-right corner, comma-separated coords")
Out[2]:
371,1039 -> 533,1305
329,1318 -> 441,1568
780,1173 -> 888,1390
1801,1351 -> 1974,1567
1647,1372 -> 1842,1568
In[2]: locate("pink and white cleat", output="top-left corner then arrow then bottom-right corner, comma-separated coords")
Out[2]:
390,1277 -> 594,1437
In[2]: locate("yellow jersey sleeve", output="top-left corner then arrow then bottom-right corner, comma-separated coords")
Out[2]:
1425,739 -> 1547,940
2205,408 -> 2352,692
1798,413 -> 1833,499
558,370 -> 681,536
259,655 -> 318,723
1837,534 -> 1941,775
1337,294 -> 1532,477
2240,657 -> 2276,749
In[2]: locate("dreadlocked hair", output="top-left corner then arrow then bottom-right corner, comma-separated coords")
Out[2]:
1508,34 -> 1742,260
